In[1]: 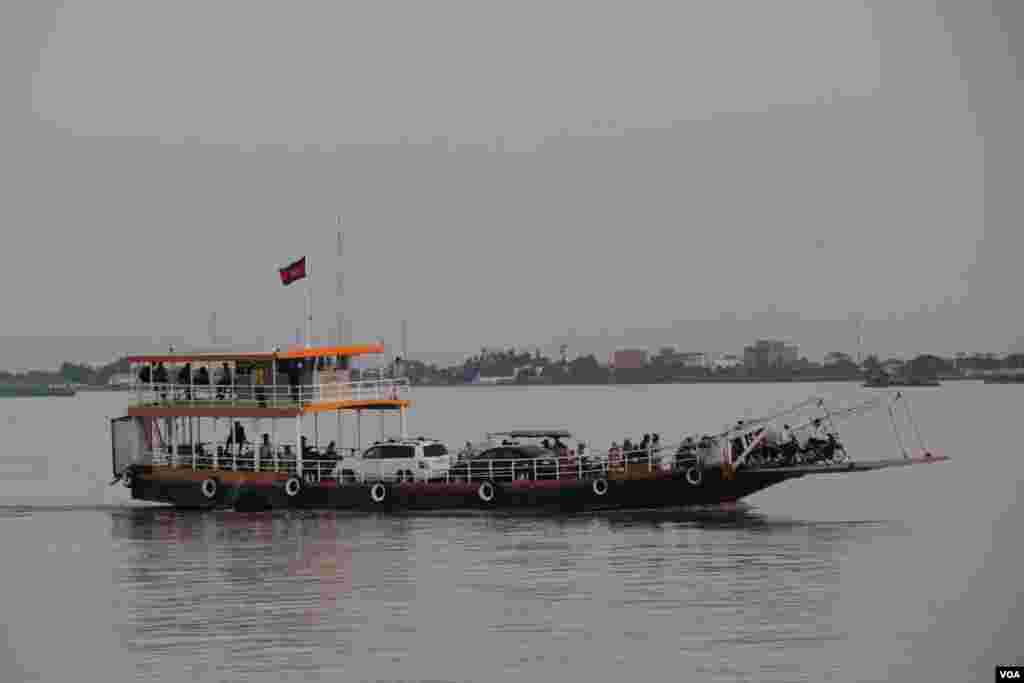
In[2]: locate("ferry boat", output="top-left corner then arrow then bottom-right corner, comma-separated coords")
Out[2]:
110,344 -> 949,512
863,372 -> 941,388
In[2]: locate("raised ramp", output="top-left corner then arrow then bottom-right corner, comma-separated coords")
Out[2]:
741,453 -> 950,475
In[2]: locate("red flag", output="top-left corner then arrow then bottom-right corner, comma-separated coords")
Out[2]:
279,257 -> 307,286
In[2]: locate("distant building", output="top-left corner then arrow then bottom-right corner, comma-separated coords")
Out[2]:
515,365 -> 545,377
609,349 -> 648,370
654,347 -> 706,368
881,359 -> 906,376
709,353 -> 743,370
743,340 -> 798,369
677,352 -> 707,368
108,373 -> 134,387
824,351 -> 855,366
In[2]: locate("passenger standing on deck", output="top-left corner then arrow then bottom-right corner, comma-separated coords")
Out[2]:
254,365 -> 267,407
215,362 -> 232,400
560,444 -> 577,479
177,362 -> 192,400
233,421 -> 247,448
259,434 -> 273,471
225,420 -> 247,465
781,424 -> 799,465
608,442 -> 620,469
732,421 -> 746,461
287,361 -> 301,403
153,362 -> 169,400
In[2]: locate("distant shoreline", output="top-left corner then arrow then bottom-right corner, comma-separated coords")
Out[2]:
415,374 -> 974,387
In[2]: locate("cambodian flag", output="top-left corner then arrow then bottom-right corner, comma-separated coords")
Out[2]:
279,257 -> 307,286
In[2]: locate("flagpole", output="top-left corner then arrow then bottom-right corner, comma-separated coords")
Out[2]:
305,255 -> 312,348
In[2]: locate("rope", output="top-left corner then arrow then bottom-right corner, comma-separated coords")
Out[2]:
902,396 -> 928,455
888,402 -> 909,459
789,395 -> 885,432
718,396 -> 823,439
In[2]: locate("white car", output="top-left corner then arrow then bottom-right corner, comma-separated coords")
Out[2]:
334,438 -> 452,483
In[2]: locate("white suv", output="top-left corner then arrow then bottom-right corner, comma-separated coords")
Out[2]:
334,438 -> 452,483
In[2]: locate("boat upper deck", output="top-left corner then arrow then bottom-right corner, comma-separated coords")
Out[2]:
125,343 -> 411,417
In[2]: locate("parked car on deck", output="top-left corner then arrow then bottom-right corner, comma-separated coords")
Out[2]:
334,438 -> 451,483
448,443 -> 563,482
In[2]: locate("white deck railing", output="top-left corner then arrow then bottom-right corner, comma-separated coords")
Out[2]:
142,445 -> 692,484
134,378 -> 410,409
135,432 -> 850,486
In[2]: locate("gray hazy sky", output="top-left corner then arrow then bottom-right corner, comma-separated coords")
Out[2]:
3,1 -> 1023,367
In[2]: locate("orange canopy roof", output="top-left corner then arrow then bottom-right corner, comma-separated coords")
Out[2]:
278,344 -> 384,360
126,343 -> 385,364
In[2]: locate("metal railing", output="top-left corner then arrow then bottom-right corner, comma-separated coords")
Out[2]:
142,444 -> 699,484
134,378 -> 410,409
138,431 -> 855,487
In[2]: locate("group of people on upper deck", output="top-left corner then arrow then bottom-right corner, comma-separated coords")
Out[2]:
138,359 -> 312,405
139,362 -> 236,398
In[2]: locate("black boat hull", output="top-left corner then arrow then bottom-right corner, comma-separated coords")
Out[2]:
129,468 -> 802,512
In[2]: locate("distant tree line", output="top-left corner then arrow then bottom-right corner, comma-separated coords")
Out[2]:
0,357 -> 131,386
4,349 -> 1024,387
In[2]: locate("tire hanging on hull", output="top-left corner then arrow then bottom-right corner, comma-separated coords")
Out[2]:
685,467 -> 703,486
201,477 -> 219,500
477,481 -> 496,504
370,482 -> 388,504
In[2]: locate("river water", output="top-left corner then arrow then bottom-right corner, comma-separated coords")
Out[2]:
0,382 -> 1020,682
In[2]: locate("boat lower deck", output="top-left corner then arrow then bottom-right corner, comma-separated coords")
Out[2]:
124,455 -> 948,512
